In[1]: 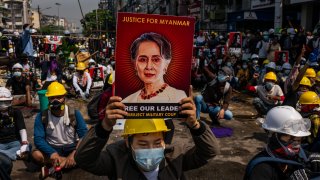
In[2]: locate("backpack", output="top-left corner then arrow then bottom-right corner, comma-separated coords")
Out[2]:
41,107 -> 78,139
87,73 -> 113,123
87,87 -> 112,123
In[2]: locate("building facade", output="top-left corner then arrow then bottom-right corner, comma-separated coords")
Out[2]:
3,0 -> 31,32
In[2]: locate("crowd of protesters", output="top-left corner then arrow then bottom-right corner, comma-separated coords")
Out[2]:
0,22 -> 320,179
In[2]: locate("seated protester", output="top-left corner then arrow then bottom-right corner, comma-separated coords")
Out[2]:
305,68 -> 317,87
278,62 -> 292,90
259,62 -> 276,85
0,87 -> 30,179
283,77 -> 311,108
298,91 -> 320,152
21,54 -> 31,73
75,94 -> 220,179
247,72 -> 284,115
244,106 -> 320,180
5,63 -> 32,106
236,60 -> 250,90
72,62 -> 92,99
194,66 -> 233,126
32,82 -> 87,176
88,59 -> 109,77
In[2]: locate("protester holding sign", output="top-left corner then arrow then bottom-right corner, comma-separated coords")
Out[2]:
75,87 -> 219,179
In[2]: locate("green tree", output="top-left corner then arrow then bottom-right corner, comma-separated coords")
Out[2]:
81,9 -> 115,36
38,25 -> 64,35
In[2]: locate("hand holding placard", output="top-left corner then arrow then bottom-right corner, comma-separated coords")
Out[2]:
102,96 -> 128,131
179,86 -> 199,129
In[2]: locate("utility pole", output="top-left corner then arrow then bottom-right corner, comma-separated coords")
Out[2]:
11,0 -> 15,31
274,0 -> 282,31
55,3 -> 61,35
23,0 -> 28,24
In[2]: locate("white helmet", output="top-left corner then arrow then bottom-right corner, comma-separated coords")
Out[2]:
251,54 -> 259,60
260,106 -> 311,137
88,59 -> 96,63
282,62 -> 292,70
266,62 -> 276,69
0,87 -> 13,101
12,63 -> 23,70
269,28 -> 275,34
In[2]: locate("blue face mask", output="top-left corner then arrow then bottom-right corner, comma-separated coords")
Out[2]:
217,59 -> 222,65
226,62 -> 232,67
264,82 -> 274,91
13,72 -> 21,77
284,70 -> 291,75
133,147 -> 164,172
218,74 -> 227,82
242,65 -> 248,69
263,36 -> 269,41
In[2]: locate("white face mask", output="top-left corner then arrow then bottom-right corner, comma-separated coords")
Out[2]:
0,101 -> 11,111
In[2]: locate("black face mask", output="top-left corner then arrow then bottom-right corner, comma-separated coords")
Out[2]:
49,100 -> 65,112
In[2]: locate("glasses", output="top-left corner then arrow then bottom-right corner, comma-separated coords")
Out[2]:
281,119 -> 311,134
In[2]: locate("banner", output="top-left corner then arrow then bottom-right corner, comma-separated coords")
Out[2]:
228,32 -> 242,55
115,12 -> 195,119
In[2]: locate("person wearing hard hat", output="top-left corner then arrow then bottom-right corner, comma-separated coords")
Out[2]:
247,72 -> 284,115
298,91 -> 320,152
283,76 -> 312,108
244,106 -> 320,180
75,91 -> 219,179
305,68 -> 316,86
32,82 -> 87,177
5,63 -> 32,106
314,71 -> 320,95
0,87 -> 30,179
72,62 -> 92,99
259,62 -> 277,85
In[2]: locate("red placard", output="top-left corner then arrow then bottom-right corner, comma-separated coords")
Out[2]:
228,32 -> 242,55
115,13 -> 195,118
274,51 -> 289,62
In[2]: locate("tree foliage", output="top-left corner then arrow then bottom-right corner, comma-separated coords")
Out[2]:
81,9 -> 116,36
38,25 -> 64,35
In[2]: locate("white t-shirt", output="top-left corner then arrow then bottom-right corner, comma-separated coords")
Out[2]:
256,40 -> 269,59
255,84 -> 284,105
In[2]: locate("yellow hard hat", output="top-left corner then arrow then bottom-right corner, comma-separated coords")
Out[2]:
76,62 -> 86,70
299,91 -> 320,105
305,68 -> 316,78
316,71 -> 320,81
264,72 -> 277,81
45,82 -> 67,97
263,59 -> 270,65
122,119 -> 170,137
107,73 -> 113,85
300,76 -> 312,87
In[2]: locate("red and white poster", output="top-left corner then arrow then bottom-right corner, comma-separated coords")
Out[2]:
115,12 -> 195,118
228,32 -> 242,55
274,51 -> 289,63
89,67 -> 105,88
216,45 -> 227,59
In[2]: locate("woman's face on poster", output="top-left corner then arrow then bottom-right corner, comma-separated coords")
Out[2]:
134,41 -> 169,84
236,34 -> 241,44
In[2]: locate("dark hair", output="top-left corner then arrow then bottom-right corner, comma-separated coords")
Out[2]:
130,32 -> 172,61
23,24 -> 30,30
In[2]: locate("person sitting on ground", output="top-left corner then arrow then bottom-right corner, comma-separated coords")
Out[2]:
75,90 -> 219,179
32,82 -> 87,176
73,62 -> 92,99
194,66 -> 233,126
247,72 -> 284,115
0,87 -> 30,179
5,63 -> 32,106
298,91 -> 320,152
236,60 -> 250,90
244,106 -> 320,180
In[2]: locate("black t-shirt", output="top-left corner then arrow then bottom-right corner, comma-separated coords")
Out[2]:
6,76 -> 30,95
0,108 -> 26,143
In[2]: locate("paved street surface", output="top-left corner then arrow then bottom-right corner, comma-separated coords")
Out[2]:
10,91 -> 266,180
